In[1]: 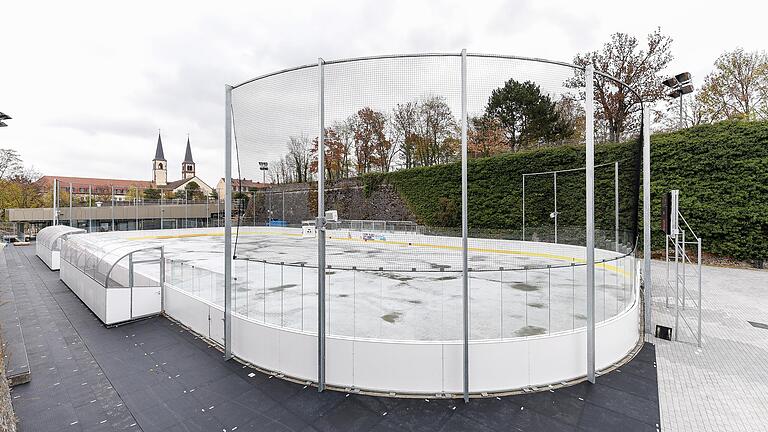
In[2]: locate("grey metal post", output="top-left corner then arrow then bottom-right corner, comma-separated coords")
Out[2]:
553,172 -> 558,243
697,237 -> 702,347
682,229 -> 686,310
615,161 -> 619,251
585,65 -> 596,383
52,179 -> 58,225
185,190 -> 189,228
252,192 -> 256,225
521,176 -> 525,240
160,195 -> 164,230
317,58 -> 327,392
674,229 -> 679,341
69,182 -> 73,227
111,186 -> 115,231
135,187 -> 139,230
643,104 -> 652,334
224,84 -> 234,359
460,48 -> 469,402
88,185 -> 92,232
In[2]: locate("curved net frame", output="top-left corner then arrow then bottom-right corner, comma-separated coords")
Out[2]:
211,52 -> 644,395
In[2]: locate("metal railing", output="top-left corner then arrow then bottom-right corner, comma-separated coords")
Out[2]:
665,206 -> 703,347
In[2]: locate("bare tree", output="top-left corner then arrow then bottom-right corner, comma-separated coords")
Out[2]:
390,102 -> 420,169
0,149 -> 23,180
286,135 -> 312,183
697,48 -> 768,121
568,29 -> 674,142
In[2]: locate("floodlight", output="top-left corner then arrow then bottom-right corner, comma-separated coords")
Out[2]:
0,112 -> 10,120
662,77 -> 678,88
675,72 -> 691,84
0,121 -> 6,127
667,90 -> 682,98
681,84 -> 694,95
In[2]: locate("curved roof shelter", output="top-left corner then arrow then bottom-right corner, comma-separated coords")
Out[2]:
37,225 -> 86,251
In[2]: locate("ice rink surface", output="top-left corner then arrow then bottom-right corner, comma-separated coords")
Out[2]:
116,227 -> 637,341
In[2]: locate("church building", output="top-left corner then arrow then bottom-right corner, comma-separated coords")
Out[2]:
37,133 -> 213,201
151,133 -> 213,196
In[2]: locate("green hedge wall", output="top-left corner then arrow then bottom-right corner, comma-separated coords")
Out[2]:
363,121 -> 768,261
649,121 -> 768,261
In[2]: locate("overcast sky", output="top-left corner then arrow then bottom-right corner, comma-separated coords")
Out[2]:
1,0 -> 765,185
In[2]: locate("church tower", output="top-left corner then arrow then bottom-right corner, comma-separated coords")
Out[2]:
152,131 -> 167,186
182,136 -> 196,180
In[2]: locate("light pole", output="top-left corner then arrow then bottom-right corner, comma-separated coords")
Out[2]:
259,161 -> 269,225
662,72 -> 694,129
0,112 -> 12,128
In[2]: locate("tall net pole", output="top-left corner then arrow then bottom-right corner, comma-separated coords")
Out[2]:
224,84 -> 233,360
585,64 -> 596,383
460,48 -> 469,402
317,57 -> 327,392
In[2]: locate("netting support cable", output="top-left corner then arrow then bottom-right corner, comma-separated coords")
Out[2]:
224,84 -> 233,360
460,48 -> 470,403
317,57 -> 327,393
585,65 -> 596,384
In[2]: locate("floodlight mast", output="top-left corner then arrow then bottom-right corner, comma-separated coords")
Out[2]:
662,73 -> 693,129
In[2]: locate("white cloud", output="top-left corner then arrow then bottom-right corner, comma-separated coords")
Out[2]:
1,0 -> 765,183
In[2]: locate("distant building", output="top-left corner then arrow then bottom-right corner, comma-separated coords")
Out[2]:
39,132 -> 213,201
215,178 -> 268,199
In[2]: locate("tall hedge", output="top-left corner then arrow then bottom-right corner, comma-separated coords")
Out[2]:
362,121 -> 768,261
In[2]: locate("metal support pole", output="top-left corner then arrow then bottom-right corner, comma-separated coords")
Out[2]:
135,187 -> 139,230
111,186 -> 115,231
88,185 -> 92,232
674,230 -> 679,341
614,161 -> 619,251
553,172 -> 558,244
665,235 -> 669,307
697,237 -> 702,347
460,48 -> 469,402
224,84 -> 234,360
643,104 -> 652,334
585,65 -> 596,383
69,182 -> 73,227
252,192 -> 256,225
521,176 -> 525,241
160,195 -> 164,230
52,179 -> 58,225
317,58 -> 327,392
682,229 -> 686,310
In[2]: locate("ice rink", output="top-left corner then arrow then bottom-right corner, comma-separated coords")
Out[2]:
118,227 -> 637,341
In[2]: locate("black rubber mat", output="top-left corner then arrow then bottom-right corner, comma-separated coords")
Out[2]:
5,244 -> 661,431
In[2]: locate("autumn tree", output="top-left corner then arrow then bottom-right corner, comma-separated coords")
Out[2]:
416,96 -> 458,166
310,127 -> 349,181
485,79 -> 575,151
568,29 -> 674,142
352,107 -> 391,173
697,48 -> 768,121
467,115 -> 506,158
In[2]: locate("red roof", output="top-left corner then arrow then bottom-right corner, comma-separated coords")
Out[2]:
36,176 -> 154,191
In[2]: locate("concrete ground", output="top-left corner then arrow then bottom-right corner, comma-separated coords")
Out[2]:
649,260 -> 768,432
4,243 -> 660,431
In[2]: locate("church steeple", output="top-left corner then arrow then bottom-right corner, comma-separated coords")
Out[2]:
153,131 -> 168,186
182,135 -> 196,180
154,132 -> 166,161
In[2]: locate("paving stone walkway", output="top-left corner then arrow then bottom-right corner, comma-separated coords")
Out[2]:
650,260 -> 768,432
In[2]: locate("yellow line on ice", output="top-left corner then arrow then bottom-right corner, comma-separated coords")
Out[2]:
125,230 -> 629,276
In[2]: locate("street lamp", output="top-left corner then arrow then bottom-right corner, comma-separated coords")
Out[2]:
0,112 -> 11,127
259,161 -> 270,224
662,72 -> 694,129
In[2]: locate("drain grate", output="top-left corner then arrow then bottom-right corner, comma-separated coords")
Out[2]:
748,321 -> 768,330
